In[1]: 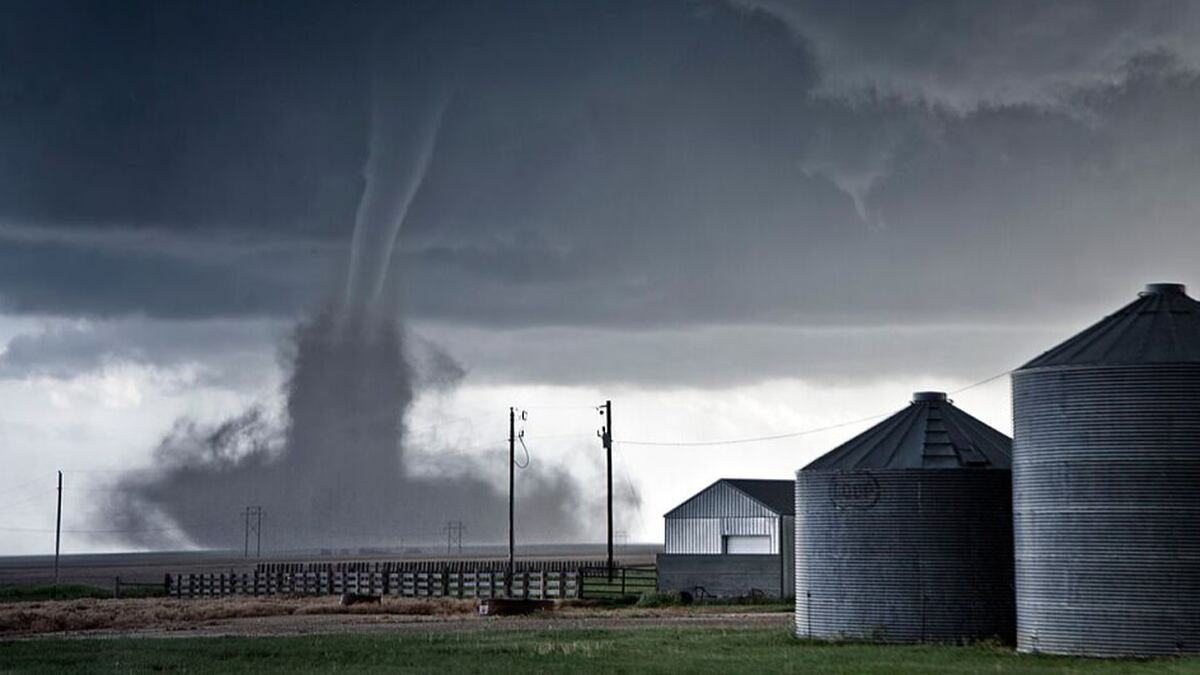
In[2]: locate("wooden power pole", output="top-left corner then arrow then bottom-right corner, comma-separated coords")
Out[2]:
54,470 -> 62,595
601,400 -> 614,580
507,406 -> 515,597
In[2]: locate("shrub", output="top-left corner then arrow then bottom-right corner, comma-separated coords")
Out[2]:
635,591 -> 685,608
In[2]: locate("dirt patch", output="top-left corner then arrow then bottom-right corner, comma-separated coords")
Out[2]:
0,595 -> 476,636
0,595 -> 792,640
30,610 -> 790,641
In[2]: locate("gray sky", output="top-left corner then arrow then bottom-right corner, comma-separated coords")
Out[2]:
1,0 -> 1197,554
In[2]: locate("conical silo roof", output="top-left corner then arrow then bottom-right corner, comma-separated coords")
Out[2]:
1021,283 -> 1200,370
802,392 -> 1012,471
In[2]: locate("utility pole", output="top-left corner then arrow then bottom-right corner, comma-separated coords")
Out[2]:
54,471 -> 62,595
243,506 -> 263,558
599,400 -> 614,580
507,406 -> 515,597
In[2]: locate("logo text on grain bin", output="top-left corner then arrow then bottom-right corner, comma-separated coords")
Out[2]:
830,472 -> 881,509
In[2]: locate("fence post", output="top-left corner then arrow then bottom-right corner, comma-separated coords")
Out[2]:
621,568 -> 626,596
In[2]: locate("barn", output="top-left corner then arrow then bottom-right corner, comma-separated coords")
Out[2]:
656,479 -> 794,598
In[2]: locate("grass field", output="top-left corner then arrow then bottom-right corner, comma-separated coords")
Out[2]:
4,627 -> 1200,674
0,584 -> 164,604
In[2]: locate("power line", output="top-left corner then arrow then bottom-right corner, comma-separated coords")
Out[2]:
514,434 -> 531,469
0,475 -> 54,501
522,433 -> 595,441
60,467 -> 158,474
949,369 -> 1014,395
615,412 -> 888,447
406,412 -> 503,436
0,490 -> 54,512
611,440 -> 647,536
521,404 -> 601,411
615,368 -> 1014,447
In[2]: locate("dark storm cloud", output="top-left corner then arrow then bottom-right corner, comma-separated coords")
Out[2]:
1,0 -> 1198,334
0,236 -> 334,317
735,0 -> 1200,106
0,0 -> 370,234
418,321 -> 1066,390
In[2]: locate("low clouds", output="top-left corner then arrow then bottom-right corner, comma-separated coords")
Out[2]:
0,317 -> 475,398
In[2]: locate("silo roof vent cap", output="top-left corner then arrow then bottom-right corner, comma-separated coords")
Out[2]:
1141,283 -> 1187,296
912,391 -> 947,402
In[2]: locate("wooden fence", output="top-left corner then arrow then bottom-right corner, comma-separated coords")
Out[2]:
578,565 -> 657,599
166,559 -> 614,600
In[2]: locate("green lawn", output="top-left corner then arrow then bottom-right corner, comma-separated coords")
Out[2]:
3,627 -> 1200,674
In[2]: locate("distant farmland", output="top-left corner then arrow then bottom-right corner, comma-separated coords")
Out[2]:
0,543 -> 660,589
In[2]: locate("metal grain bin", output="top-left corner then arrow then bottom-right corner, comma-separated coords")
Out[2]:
795,392 -> 1014,644
1013,282 -> 1200,656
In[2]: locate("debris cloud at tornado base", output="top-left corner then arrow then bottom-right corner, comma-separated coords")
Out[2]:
102,308 -> 591,550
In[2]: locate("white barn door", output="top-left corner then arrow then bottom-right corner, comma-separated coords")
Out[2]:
724,534 -> 771,554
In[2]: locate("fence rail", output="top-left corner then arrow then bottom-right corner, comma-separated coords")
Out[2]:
578,565 -> 657,599
165,559 -> 638,600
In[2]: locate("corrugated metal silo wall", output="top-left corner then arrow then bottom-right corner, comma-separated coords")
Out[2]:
1013,364 -> 1200,656
795,469 -> 1014,643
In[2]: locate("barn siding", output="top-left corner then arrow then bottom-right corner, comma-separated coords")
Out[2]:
665,518 -> 722,554
665,516 -> 779,554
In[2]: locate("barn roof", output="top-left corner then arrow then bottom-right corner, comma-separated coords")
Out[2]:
722,479 -> 795,514
664,478 -> 794,518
